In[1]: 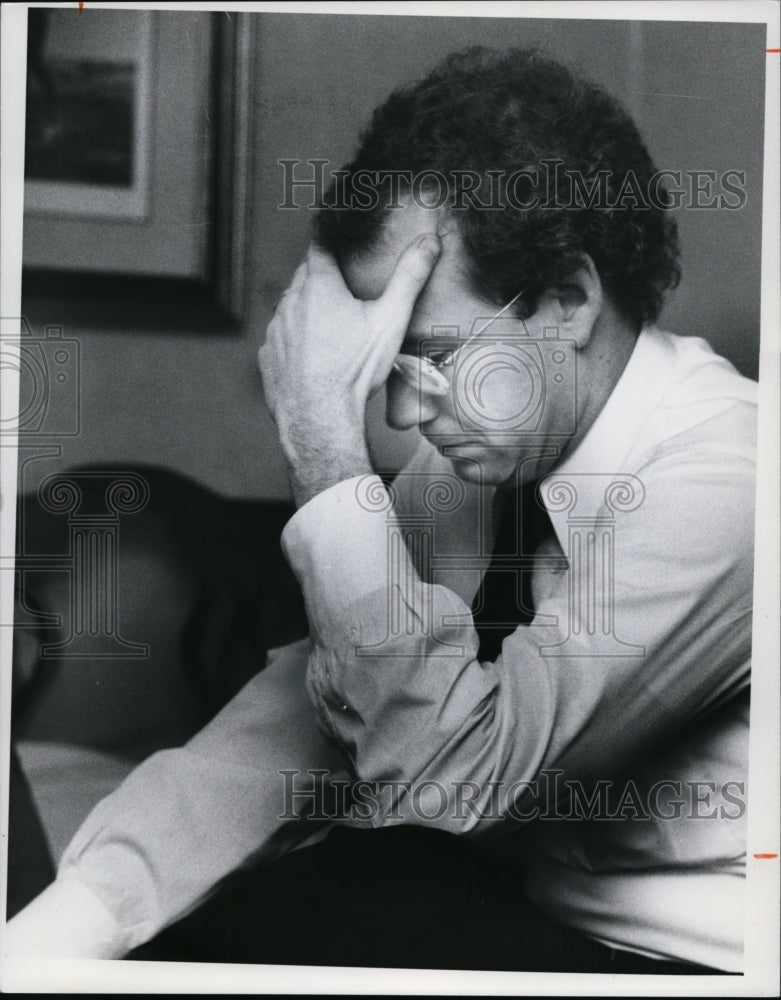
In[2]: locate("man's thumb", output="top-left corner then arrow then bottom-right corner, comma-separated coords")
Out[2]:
381,234 -> 441,325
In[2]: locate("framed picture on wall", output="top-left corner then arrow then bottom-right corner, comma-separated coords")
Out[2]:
22,8 -> 253,325
24,8 -> 154,220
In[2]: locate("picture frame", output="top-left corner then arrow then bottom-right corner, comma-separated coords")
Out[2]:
24,9 -> 154,221
21,9 -> 254,329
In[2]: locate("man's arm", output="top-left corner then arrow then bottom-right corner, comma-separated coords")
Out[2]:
4,239 -> 444,959
4,641 -> 348,957
4,874 -> 130,959
258,238 -> 442,509
258,237 -> 753,828
282,432 -> 754,831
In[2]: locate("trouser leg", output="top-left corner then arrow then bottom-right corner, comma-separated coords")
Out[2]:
129,820 -> 723,973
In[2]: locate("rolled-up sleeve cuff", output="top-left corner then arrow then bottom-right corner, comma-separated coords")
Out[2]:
280,474 -> 507,810
6,870 -> 133,958
281,474 -> 398,640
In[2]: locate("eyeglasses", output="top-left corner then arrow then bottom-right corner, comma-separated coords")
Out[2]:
391,289 -> 526,397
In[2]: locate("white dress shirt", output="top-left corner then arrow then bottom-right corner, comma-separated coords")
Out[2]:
282,327 -> 756,971
19,328 -> 755,969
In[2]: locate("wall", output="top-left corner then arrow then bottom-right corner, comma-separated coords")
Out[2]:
21,13 -> 765,500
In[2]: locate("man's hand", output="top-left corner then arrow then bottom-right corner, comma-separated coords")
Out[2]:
258,235 -> 441,506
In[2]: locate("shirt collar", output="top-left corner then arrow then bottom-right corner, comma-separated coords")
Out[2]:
540,326 -> 677,547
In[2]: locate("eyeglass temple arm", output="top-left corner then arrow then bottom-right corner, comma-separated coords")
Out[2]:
461,288 -> 526,350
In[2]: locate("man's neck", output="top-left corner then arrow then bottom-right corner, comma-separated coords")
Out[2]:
556,303 -> 641,470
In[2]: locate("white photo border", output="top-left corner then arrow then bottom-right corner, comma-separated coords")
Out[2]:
1,2 -> 778,996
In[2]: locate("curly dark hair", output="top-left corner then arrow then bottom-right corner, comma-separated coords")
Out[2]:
315,47 -> 680,328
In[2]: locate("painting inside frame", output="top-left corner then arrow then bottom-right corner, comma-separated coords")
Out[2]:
24,8 -> 153,220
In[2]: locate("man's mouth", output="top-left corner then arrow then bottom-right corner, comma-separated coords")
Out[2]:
433,439 -> 478,450
434,440 -> 488,458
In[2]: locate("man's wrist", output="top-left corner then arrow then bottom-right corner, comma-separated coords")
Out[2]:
278,409 -> 372,507
288,450 -> 372,506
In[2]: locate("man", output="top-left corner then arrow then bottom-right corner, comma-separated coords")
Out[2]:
6,48 -> 755,973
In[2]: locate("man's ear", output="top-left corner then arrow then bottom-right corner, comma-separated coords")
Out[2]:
548,254 -> 603,348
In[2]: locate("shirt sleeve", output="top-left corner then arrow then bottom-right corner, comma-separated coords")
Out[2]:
52,639 -> 348,951
281,434 -> 755,834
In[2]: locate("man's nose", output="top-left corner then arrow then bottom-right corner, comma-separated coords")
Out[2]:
386,377 -> 441,430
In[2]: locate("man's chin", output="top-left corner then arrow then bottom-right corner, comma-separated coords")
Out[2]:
445,452 -> 517,487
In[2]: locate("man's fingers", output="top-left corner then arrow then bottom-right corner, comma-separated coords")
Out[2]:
380,234 -> 441,327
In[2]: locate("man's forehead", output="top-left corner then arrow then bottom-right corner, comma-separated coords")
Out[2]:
341,207 -> 489,336
341,204 -> 455,298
